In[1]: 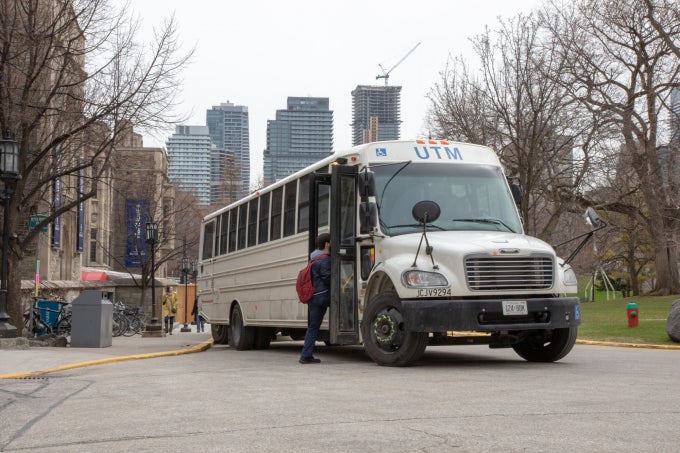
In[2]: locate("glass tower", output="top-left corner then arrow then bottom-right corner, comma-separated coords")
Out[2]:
206,102 -> 250,196
263,97 -> 334,185
166,125 -> 212,205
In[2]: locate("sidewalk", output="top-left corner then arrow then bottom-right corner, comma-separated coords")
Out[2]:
0,323 -> 213,379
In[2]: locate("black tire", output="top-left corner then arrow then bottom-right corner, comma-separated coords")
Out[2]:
211,324 -> 229,344
253,327 -> 273,350
229,305 -> 254,350
122,316 -> 137,337
512,327 -> 578,362
361,291 -> 428,366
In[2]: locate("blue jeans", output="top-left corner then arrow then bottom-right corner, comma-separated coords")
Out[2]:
300,293 -> 330,359
195,315 -> 204,332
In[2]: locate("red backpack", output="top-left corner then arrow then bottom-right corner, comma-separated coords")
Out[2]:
296,254 -> 328,303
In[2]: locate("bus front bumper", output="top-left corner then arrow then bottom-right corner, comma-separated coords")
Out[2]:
400,297 -> 581,332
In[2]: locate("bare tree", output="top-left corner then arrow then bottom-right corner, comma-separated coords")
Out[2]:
544,0 -> 680,294
645,0 -> 680,60
0,0 -> 192,330
427,14 -> 598,242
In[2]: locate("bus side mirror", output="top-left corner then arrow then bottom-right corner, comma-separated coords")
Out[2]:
360,202 -> 378,233
585,207 -> 603,229
412,200 -> 441,224
358,171 -> 376,198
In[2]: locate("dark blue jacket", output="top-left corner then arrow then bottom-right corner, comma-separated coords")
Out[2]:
310,252 -> 331,295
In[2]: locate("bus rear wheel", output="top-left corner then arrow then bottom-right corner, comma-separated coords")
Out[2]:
211,324 -> 229,344
512,327 -> 578,362
361,292 -> 427,366
230,305 -> 254,350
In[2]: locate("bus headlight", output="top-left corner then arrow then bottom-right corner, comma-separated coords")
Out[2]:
563,267 -> 577,287
401,270 -> 449,288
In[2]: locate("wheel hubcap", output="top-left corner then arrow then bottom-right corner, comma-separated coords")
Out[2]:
372,308 -> 404,352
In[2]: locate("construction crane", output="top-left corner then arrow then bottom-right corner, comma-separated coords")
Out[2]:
376,42 -> 421,86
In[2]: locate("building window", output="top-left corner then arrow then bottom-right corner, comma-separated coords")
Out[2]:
90,229 -> 97,263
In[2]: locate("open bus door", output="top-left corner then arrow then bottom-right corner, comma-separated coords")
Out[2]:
310,165 -> 360,345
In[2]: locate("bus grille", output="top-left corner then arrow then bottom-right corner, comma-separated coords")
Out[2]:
465,255 -> 554,291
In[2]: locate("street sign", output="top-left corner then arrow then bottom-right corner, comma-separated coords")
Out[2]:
29,215 -> 49,232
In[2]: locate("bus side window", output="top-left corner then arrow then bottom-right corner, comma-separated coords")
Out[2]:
202,221 -> 215,260
219,212 -> 228,255
271,187 -> 283,241
258,192 -> 270,244
248,199 -> 258,247
283,180 -> 296,237
228,209 -> 237,252
237,204 -> 247,250
297,175 -> 310,233
318,185 -> 330,227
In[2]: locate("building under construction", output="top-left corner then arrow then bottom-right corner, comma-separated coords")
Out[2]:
351,85 -> 402,145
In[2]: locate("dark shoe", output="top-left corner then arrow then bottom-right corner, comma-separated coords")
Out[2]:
299,356 -> 321,364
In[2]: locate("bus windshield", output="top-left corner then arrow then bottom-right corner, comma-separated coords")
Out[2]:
372,162 -> 522,236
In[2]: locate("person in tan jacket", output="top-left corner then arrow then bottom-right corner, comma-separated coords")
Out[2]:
162,286 -> 178,335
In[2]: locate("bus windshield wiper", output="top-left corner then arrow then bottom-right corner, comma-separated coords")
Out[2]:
451,218 -> 516,232
385,223 -> 446,231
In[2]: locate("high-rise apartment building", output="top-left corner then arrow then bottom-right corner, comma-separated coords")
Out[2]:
166,125 -> 212,205
206,102 -> 250,196
351,85 -> 402,145
263,97 -> 334,185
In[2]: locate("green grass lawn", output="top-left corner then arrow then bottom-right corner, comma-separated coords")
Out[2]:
577,293 -> 679,345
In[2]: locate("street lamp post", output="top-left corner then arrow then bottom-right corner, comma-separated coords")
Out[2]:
142,221 -> 163,337
181,253 -> 191,332
0,137 -> 20,338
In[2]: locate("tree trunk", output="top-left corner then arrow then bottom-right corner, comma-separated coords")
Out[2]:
654,241 -> 680,295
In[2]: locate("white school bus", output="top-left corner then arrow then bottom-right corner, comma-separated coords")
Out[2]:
198,139 -> 581,366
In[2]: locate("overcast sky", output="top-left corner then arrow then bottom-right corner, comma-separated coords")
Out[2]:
123,0 -> 541,184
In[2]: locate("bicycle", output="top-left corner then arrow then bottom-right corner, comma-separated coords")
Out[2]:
23,297 -> 72,337
112,304 -> 128,337
114,301 -> 146,336
113,301 -> 145,337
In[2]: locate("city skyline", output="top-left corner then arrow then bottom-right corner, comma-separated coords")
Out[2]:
122,0 -> 542,185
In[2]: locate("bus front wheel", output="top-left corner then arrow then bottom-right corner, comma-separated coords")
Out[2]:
361,292 -> 427,366
230,305 -> 254,350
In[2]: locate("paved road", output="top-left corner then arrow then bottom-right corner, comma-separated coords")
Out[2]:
1,341 -> 679,452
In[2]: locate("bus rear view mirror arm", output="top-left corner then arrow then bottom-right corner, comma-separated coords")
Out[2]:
553,207 -> 607,265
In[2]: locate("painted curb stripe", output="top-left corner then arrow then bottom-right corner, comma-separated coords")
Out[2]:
0,339 -> 214,379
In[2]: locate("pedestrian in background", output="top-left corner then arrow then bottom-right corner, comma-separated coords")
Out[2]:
162,286 -> 178,335
192,296 -> 204,333
299,233 -> 331,364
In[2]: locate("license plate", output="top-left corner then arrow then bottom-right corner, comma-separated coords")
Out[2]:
502,300 -> 528,316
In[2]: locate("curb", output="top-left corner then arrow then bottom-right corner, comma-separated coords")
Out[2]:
0,339 -> 214,380
576,339 -> 680,350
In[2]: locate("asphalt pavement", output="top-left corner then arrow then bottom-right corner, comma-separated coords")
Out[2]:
2,322 -> 680,380
0,322 -> 213,379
